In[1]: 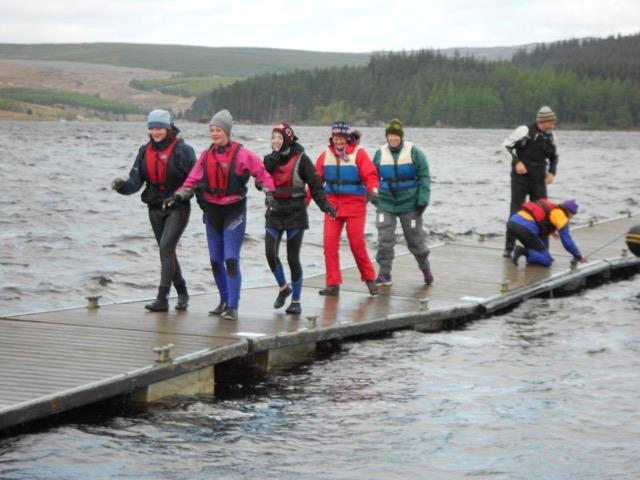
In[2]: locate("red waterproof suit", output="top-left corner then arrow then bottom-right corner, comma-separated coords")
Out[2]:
315,143 -> 379,285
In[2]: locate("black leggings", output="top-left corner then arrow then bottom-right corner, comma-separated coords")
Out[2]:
507,221 -> 546,252
265,228 -> 304,284
506,173 -> 547,248
148,206 -> 190,289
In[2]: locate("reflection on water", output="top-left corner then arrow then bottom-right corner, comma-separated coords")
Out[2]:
1,122 -> 639,315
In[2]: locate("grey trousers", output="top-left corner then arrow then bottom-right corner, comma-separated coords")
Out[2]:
375,208 -> 430,275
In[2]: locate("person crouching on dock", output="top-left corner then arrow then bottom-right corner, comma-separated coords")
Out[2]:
111,109 -> 196,312
164,109 -> 275,321
508,198 -> 586,267
263,122 -> 336,314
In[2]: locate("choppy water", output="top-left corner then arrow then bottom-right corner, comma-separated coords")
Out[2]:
1,122 -> 638,315
1,278 -> 639,479
1,122 -> 639,478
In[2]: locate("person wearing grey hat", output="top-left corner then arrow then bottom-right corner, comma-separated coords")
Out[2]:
111,109 -> 197,312
501,105 -> 559,257
166,109 -> 276,321
209,109 -> 233,137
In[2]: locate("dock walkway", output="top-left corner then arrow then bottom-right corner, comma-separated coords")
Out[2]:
1,215 -> 638,432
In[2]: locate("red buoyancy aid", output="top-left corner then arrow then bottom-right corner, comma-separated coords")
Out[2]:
203,142 -> 247,197
521,198 -> 557,234
272,154 -> 305,198
145,139 -> 179,190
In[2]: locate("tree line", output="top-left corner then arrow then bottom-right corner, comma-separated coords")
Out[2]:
187,33 -> 640,129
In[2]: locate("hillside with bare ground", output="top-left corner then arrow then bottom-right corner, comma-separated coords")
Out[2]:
0,59 -> 194,120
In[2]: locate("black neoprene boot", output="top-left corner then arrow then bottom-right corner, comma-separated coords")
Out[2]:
285,301 -> 301,314
175,281 -> 189,311
274,286 -> 292,308
209,300 -> 228,316
512,246 -> 528,266
145,286 -> 170,312
222,308 -> 238,321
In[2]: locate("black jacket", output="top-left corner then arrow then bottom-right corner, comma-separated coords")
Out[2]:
117,134 -> 196,208
510,123 -> 559,176
264,143 -> 332,230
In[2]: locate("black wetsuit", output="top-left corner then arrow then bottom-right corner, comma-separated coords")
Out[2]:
263,144 -> 332,300
116,133 -> 196,290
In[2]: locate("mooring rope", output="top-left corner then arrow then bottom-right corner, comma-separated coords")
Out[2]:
582,230 -> 630,258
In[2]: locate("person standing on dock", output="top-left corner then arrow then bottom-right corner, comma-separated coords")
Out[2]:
372,119 -> 433,286
315,121 -> 380,296
502,106 -> 559,258
164,109 -> 275,321
111,109 -> 196,312
508,198 -> 586,267
263,123 -> 336,314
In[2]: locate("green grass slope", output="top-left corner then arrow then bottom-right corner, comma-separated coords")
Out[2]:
0,43 -> 371,77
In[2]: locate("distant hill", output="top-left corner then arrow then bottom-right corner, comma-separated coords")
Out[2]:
0,43 -> 372,77
512,33 -> 640,81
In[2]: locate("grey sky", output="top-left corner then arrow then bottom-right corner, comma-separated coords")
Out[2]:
1,0 -> 639,52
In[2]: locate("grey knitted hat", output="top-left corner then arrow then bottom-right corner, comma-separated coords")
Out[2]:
536,106 -> 557,123
147,109 -> 172,129
209,109 -> 233,136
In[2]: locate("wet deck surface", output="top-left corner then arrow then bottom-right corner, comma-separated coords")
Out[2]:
1,214 -> 638,428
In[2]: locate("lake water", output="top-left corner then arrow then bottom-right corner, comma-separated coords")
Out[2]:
0,122 -> 639,478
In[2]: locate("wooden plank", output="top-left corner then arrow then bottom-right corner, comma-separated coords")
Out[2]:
0,319 -> 242,410
0,214 -> 637,431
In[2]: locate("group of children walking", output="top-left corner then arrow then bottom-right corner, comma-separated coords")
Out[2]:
112,109 -> 433,320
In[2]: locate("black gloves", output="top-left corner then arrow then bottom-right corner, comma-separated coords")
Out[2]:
417,204 -> 427,215
162,188 -> 193,209
265,191 -> 278,211
111,178 -> 125,192
162,195 -> 179,209
322,204 -> 337,219
367,190 -> 379,206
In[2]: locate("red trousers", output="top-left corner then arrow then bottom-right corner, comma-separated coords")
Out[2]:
323,214 -> 376,285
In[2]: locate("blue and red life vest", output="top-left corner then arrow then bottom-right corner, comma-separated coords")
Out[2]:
378,141 -> 418,195
203,142 -> 249,197
145,139 -> 179,190
322,146 -> 366,196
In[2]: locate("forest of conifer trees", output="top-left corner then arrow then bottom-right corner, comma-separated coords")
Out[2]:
187,33 -> 640,129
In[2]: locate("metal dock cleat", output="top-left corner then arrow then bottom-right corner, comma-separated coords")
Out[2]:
305,315 -> 318,329
153,343 -> 175,364
419,297 -> 430,311
85,295 -> 102,309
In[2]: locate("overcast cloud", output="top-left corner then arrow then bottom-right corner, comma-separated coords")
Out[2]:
1,0 -> 638,52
